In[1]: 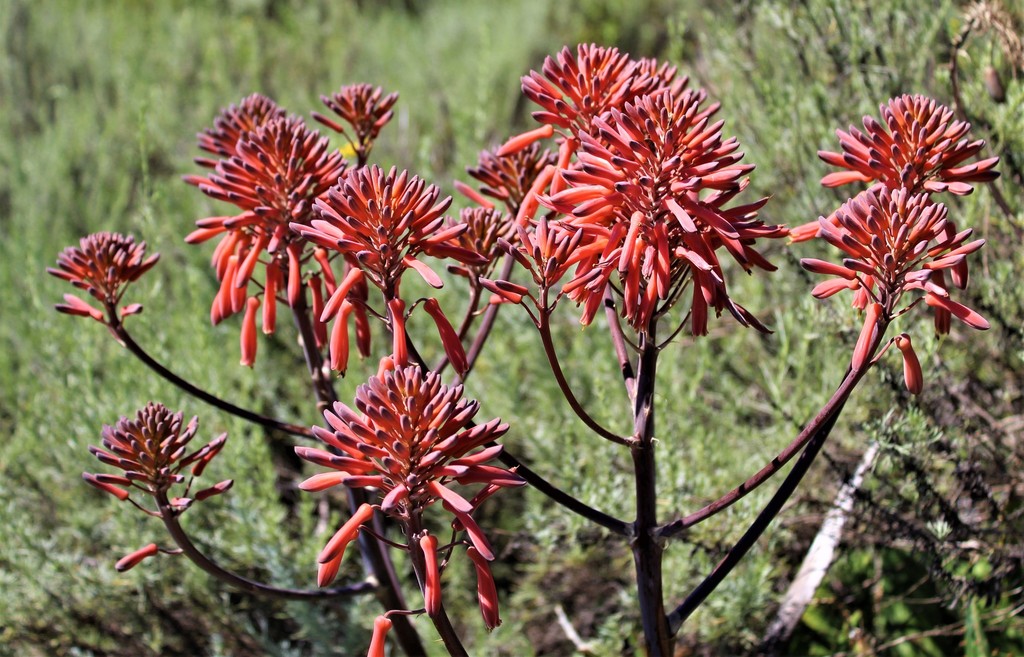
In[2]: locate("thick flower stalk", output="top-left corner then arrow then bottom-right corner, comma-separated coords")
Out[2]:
313,84 -> 398,164
801,186 -> 988,389
296,364 -> 522,630
83,402 -> 232,569
48,232 -> 159,323
541,90 -> 787,332
295,165 -> 486,372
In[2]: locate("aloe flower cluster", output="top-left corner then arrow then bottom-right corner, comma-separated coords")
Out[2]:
796,95 -> 997,392
48,232 -> 159,322
183,87 -> 403,367
486,43 -> 786,336
46,38 -> 1006,657
296,165 -> 487,373
83,403 -> 231,569
296,363 -> 523,629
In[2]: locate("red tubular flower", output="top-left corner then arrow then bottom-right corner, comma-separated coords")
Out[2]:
366,616 -> 393,657
541,89 -> 786,332
49,232 -> 159,322
419,534 -> 441,616
467,546 -> 502,630
817,95 -> 1000,194
115,543 -> 160,573
296,365 -> 523,563
802,187 -> 988,338
313,84 -> 398,162
463,143 -> 558,216
894,333 -> 923,395
84,403 -> 232,520
190,93 -> 285,169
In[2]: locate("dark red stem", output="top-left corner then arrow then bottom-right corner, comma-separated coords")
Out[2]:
657,367 -> 861,538
156,492 -> 374,600
631,327 -> 673,657
107,316 -> 314,440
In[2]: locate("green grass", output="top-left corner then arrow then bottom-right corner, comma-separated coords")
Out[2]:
2,0 -> 1021,655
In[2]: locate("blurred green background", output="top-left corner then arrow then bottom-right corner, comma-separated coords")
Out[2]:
2,0 -> 1022,655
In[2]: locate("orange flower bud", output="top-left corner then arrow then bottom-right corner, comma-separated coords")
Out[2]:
240,296 -> 260,367
424,298 -> 468,375
467,546 -> 502,630
496,124 -> 554,157
366,616 -> 392,657
420,534 -> 441,616
894,334 -> 923,395
115,543 -> 159,572
318,503 -> 374,564
852,302 -> 882,371
263,261 -> 280,334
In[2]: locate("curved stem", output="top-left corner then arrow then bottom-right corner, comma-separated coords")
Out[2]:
492,441 -> 631,535
666,324 -> 887,635
666,399 -> 844,633
156,492 -> 374,601
657,367 -> 861,539
107,317 -> 314,440
538,310 -> 631,446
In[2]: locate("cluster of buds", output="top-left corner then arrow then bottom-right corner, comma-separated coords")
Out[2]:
296,363 -> 523,634
313,84 -> 398,164
83,403 -> 231,570
296,165 -> 487,373
483,43 -> 786,335
48,232 -> 159,323
797,95 -> 997,392
183,85 -> 404,367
